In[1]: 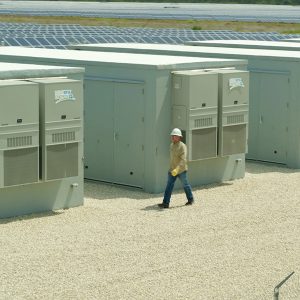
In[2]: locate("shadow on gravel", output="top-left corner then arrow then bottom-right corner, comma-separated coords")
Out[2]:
199,182 -> 233,190
84,180 -> 162,201
142,204 -> 186,211
0,210 -> 64,224
84,180 -> 236,201
246,160 -> 300,174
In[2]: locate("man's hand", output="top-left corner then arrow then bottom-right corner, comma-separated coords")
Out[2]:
171,168 -> 179,177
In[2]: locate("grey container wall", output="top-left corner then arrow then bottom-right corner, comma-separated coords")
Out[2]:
282,38 -> 300,43
0,62 -> 84,218
0,47 -> 248,193
67,43 -> 300,168
185,40 -> 300,51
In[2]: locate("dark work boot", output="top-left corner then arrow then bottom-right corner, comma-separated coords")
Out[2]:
185,200 -> 194,206
158,203 -> 169,209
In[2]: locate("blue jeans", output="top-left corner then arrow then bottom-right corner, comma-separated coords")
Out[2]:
163,171 -> 194,205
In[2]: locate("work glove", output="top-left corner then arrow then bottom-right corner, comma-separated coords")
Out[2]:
171,167 -> 179,177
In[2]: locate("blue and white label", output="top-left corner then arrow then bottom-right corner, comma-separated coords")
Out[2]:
229,78 -> 244,90
55,90 -> 76,104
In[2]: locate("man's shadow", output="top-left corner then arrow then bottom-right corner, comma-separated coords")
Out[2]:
142,204 -> 189,211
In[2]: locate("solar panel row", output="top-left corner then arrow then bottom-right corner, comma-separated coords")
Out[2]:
0,23 -> 299,49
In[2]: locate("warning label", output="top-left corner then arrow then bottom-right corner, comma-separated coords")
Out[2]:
55,90 -> 76,103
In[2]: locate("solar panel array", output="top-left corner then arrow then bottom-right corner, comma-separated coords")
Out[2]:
1,23 -> 300,49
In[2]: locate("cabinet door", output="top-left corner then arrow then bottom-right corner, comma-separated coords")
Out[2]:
84,80 -> 114,182
113,83 -> 145,187
247,72 -> 260,160
257,73 -> 289,163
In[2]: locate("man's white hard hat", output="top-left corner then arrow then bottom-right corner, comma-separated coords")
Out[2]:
170,128 -> 182,137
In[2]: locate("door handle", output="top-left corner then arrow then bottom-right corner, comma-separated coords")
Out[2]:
260,115 -> 263,124
114,132 -> 119,141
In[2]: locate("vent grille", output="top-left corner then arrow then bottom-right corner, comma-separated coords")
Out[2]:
7,136 -> 32,148
4,148 -> 38,186
191,128 -> 217,160
52,131 -> 75,143
227,114 -> 244,125
46,143 -> 78,180
194,117 -> 213,128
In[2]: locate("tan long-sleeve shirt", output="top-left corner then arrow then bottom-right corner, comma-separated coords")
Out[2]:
169,141 -> 188,174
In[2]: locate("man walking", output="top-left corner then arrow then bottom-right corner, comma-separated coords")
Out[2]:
158,128 -> 194,209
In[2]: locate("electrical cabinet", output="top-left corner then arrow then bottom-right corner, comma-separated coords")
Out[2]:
172,70 -> 218,160
0,80 -> 39,187
0,46 -> 249,193
30,78 -> 83,181
216,70 -> 249,156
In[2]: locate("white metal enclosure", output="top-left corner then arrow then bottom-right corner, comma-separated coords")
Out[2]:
0,62 -> 84,218
0,47 -> 249,193
68,43 -> 300,168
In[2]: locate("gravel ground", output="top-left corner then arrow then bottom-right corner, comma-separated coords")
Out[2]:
0,161 -> 299,300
